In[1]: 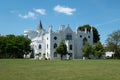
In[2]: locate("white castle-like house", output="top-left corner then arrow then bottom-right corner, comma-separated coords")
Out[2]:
24,21 -> 93,60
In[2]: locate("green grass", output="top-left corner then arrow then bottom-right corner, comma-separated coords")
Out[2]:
0,59 -> 120,80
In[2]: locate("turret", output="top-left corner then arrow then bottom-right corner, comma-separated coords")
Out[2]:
91,27 -> 93,32
37,20 -> 43,31
85,28 -> 87,33
49,25 -> 52,33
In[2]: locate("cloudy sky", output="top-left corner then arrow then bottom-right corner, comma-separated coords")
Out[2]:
0,0 -> 120,44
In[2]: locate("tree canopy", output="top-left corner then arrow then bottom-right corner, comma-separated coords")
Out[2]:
93,41 -> 104,58
106,30 -> 120,58
0,34 -> 31,58
56,40 -> 68,60
78,24 -> 100,43
82,41 -> 104,59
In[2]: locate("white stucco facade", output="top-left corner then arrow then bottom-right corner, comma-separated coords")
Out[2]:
24,21 -> 93,60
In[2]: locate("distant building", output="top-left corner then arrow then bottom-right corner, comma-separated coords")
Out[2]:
105,51 -> 115,58
24,21 -> 93,60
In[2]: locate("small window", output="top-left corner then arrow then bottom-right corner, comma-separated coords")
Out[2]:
47,37 -> 48,40
39,44 -> 42,49
66,34 -> 72,40
54,36 -> 57,40
80,35 -> 82,38
54,43 -> 57,49
88,36 -> 90,38
47,44 -> 48,49
69,45 -> 72,50
39,52 -> 41,57
54,52 -> 57,57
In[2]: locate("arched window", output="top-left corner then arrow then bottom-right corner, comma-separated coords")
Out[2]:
39,52 -> 41,57
88,36 -> 90,38
54,52 -> 57,57
66,34 -> 72,40
47,44 -> 48,49
80,35 -> 82,38
83,37 -> 88,46
39,44 -> 42,49
54,43 -> 57,49
69,45 -> 72,50
54,36 -> 57,40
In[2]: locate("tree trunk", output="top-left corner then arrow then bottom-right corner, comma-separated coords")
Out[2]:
61,55 -> 63,60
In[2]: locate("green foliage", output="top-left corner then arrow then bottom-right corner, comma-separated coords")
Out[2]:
93,41 -> 105,58
82,41 -> 104,59
56,40 -> 68,60
82,42 -> 93,58
106,30 -> 120,58
0,34 -> 31,58
78,24 -> 100,43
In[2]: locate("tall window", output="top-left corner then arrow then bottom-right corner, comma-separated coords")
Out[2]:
39,44 -> 42,49
54,52 -> 57,57
83,37 -> 87,46
66,34 -> 72,40
47,44 -> 48,49
69,45 -> 72,50
54,43 -> 57,49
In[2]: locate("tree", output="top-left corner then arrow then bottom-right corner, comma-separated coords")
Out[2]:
78,24 -> 100,43
106,30 -> 120,58
0,36 -> 6,58
56,40 -> 68,60
0,34 -> 31,58
93,41 -> 104,59
82,42 -> 93,59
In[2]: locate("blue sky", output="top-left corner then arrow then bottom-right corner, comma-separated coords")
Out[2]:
0,0 -> 120,44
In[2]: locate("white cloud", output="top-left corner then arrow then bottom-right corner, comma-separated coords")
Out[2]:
34,8 -> 46,15
54,5 -> 76,15
18,12 -> 35,19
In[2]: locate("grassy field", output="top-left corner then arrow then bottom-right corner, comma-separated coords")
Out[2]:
0,59 -> 120,80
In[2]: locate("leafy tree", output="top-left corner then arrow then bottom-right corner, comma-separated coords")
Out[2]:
56,40 -> 68,60
93,41 -> 104,59
106,30 -> 120,58
78,24 -> 100,43
82,42 -> 93,59
0,34 -> 31,58
0,36 -> 6,58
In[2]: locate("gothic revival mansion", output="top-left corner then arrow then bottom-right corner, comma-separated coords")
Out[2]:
24,21 -> 93,60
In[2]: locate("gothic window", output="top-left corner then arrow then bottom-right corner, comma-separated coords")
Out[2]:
39,44 -> 42,49
47,44 -> 48,49
83,37 -> 88,46
66,34 -> 72,40
69,45 -> 72,50
39,52 -> 41,57
54,43 -> 57,49
88,36 -> 90,38
54,52 -> 57,57
80,35 -> 82,38
54,36 -> 57,40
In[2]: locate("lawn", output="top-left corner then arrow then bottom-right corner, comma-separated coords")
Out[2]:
0,59 -> 120,80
